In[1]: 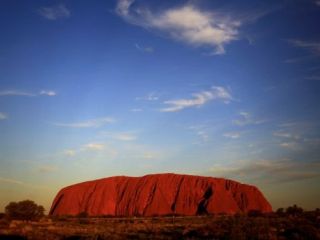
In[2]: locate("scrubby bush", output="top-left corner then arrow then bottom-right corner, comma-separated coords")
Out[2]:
286,204 -> 303,216
5,200 -> 44,221
248,209 -> 263,217
276,207 -> 285,216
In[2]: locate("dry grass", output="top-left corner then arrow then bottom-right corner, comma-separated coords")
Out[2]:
0,213 -> 319,240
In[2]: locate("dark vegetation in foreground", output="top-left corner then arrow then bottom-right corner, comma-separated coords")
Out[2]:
0,201 -> 319,240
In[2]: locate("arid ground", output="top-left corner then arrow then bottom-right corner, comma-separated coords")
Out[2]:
1,211 -> 320,240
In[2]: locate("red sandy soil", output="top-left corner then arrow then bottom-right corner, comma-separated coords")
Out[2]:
50,173 -> 272,216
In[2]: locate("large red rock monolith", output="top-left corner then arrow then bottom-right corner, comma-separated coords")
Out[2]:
50,173 -> 272,216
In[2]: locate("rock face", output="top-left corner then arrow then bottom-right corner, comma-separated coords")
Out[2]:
50,173 -> 272,216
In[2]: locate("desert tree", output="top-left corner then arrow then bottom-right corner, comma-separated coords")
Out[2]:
5,200 -> 45,220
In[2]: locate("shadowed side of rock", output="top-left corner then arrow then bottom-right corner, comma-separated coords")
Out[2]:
50,173 -> 272,216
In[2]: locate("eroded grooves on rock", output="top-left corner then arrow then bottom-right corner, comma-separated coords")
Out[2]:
50,173 -> 272,216
197,186 -> 213,215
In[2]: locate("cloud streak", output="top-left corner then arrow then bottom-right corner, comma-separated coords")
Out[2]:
160,86 -> 232,112
83,143 -> 105,151
135,43 -> 154,53
38,4 -> 70,20
233,111 -> 265,126
0,177 -> 48,189
112,132 -> 137,141
136,92 -> 159,101
0,90 -> 56,97
40,90 -> 57,96
209,159 -> 320,184
54,117 -> 115,128
116,0 -> 241,54
0,90 -> 36,97
223,132 -> 241,139
288,39 -> 320,56
0,112 -> 7,120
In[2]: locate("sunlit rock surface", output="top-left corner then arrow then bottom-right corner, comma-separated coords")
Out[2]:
50,173 -> 272,216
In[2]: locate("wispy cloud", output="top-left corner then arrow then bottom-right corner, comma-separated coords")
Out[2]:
273,131 -> 300,140
40,90 -> 56,96
38,4 -> 70,20
63,142 -> 118,158
142,151 -> 158,160
130,108 -> 143,112
0,112 -> 7,120
83,143 -> 105,151
0,177 -> 25,185
64,149 -> 76,157
0,90 -> 36,97
286,39 -> 320,63
100,131 -> 138,141
136,92 -> 160,101
116,0 -> 241,54
208,159 -> 320,184
274,122 -> 320,151
38,165 -> 58,173
135,43 -> 154,53
53,117 -> 115,128
112,132 -> 137,141
288,39 -> 320,56
233,111 -> 265,126
160,86 -> 232,112
0,177 -> 48,189
223,132 -> 241,139
0,89 -> 56,97
188,125 -> 210,143
279,142 -> 300,150
305,75 -> 320,81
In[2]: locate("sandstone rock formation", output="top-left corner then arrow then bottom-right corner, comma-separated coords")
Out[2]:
50,173 -> 272,216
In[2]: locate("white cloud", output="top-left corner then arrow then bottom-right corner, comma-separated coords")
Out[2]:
208,159 -> 320,183
84,143 -> 105,151
288,39 -> 320,56
113,133 -> 137,141
223,132 -> 241,139
40,90 -> 56,96
160,86 -> 232,112
64,149 -> 76,157
116,0 -> 240,54
116,0 -> 134,16
0,177 -> 25,185
196,130 -> 209,142
316,1 -> 320,6
136,92 -> 159,101
0,90 -> 35,97
188,125 -> 210,143
135,43 -> 154,53
0,177 -> 48,189
0,112 -> 7,120
38,4 -> 70,20
279,142 -> 300,150
130,108 -> 143,112
273,131 -> 300,140
142,152 -> 157,160
54,117 -> 115,128
233,111 -> 265,126
100,131 -> 138,141
0,89 -> 57,97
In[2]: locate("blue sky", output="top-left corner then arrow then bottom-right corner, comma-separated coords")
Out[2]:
0,0 -> 320,212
